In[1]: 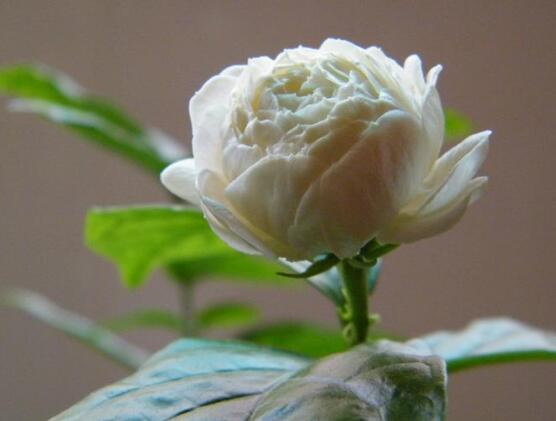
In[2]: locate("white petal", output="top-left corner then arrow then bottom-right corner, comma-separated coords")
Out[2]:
201,197 -> 262,256
320,38 -> 367,60
377,176 -> 488,244
225,154 -> 323,255
160,159 -> 200,206
198,170 -> 300,259
404,55 -> 426,93
422,131 -> 490,213
421,85 -> 444,167
189,67 -> 243,174
290,110 -> 427,258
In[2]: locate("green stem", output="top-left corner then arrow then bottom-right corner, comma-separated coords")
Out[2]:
339,260 -> 370,346
178,281 -> 196,336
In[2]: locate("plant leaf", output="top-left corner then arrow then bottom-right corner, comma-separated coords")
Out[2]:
413,318 -> 556,373
102,309 -> 183,333
283,259 -> 382,306
242,322 -> 403,358
197,302 -> 260,330
242,322 -> 347,358
0,65 -> 186,173
85,205 -> 286,288
52,338 -> 446,421
3,289 -> 148,369
444,108 -> 473,141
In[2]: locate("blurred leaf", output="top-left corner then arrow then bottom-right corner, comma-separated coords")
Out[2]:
283,259 -> 382,306
0,64 -> 186,173
242,322 -> 347,358
52,338 -> 446,421
85,205 -> 287,288
242,321 -> 401,358
3,289 -> 148,369
413,318 -> 556,373
197,302 -> 260,330
102,309 -> 183,333
444,108 -> 473,141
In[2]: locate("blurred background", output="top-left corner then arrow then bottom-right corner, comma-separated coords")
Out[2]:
1,1 -> 555,420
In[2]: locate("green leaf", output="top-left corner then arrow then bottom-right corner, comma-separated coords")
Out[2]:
0,65 -> 186,174
242,322 -> 347,358
241,321 -> 401,358
102,309 -> 183,333
414,318 -> 556,373
197,302 -> 260,330
444,108 -> 473,141
85,205 -> 286,287
277,253 -> 339,279
283,259 -> 382,306
52,339 -> 446,421
3,289 -> 148,369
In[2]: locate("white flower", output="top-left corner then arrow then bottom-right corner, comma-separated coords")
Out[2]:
162,39 -> 490,261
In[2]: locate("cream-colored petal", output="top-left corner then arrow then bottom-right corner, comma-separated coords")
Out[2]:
198,170 -> 301,259
290,110 -> 427,258
225,154 -> 324,254
320,38 -> 367,61
201,198 -> 262,256
196,170 -> 261,255
421,85 -> 444,166
377,176 -> 487,244
189,67 -> 243,174
404,55 -> 426,93
160,159 -> 200,206
403,130 -> 491,215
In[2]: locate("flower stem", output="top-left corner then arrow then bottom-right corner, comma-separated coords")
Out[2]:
339,260 -> 370,346
178,281 -> 196,336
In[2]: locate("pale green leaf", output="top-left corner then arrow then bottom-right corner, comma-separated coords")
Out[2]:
85,205 -> 286,287
0,65 -> 186,173
102,309 -> 183,333
414,318 -> 556,373
3,289 -> 148,369
52,338 -> 446,421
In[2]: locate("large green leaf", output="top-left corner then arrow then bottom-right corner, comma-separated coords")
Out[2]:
0,65 -> 186,173
52,338 -> 446,421
414,318 -> 556,373
85,205 -> 287,287
3,289 -> 148,369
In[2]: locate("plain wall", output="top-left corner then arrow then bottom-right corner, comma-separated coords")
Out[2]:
1,1 -> 555,419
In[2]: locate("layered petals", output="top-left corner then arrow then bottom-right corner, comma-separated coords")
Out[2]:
162,38 -> 490,261
377,131 -> 490,243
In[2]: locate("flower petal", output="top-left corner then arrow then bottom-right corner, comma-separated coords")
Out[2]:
290,110 -> 427,258
160,158 -> 200,206
199,170 -> 300,259
377,176 -> 488,243
189,66 -> 243,174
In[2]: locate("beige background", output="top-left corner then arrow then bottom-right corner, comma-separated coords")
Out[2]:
1,1 -> 555,420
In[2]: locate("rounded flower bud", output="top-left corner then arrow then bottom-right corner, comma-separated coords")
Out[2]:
162,39 -> 490,261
